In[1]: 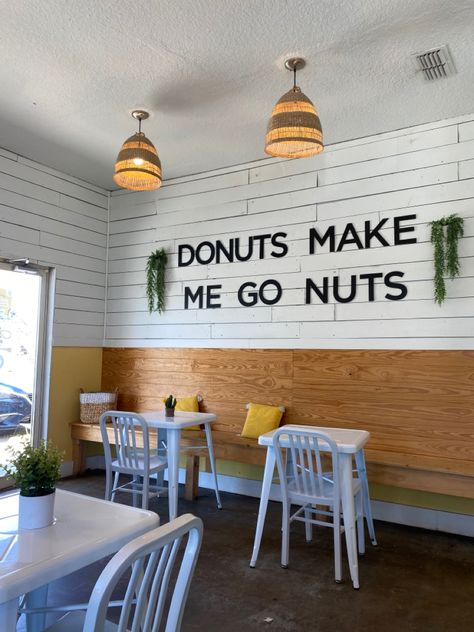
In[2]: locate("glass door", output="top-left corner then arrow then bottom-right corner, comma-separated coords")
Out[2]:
0,260 -> 53,470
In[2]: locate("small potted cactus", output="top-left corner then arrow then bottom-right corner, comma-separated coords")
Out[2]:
164,394 -> 177,417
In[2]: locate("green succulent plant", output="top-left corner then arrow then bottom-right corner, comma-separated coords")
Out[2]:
164,394 -> 177,409
1,440 -> 63,497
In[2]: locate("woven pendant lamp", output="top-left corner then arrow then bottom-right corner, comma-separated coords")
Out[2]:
265,58 -> 323,159
114,110 -> 162,191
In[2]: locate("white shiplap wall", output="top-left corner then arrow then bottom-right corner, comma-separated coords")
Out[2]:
109,113 -> 473,349
0,148 -> 108,346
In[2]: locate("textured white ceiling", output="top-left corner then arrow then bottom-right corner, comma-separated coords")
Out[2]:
1,0 -> 473,189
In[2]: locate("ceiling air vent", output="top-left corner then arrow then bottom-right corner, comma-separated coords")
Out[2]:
413,45 -> 456,81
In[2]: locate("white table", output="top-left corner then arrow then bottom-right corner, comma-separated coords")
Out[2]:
140,410 -> 222,521
249,425 -> 370,589
0,489 -> 159,632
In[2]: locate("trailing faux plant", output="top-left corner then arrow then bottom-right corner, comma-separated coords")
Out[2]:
146,248 -> 168,313
1,440 -> 63,497
430,214 -> 464,305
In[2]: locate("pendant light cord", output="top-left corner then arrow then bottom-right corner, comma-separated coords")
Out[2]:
293,66 -> 297,90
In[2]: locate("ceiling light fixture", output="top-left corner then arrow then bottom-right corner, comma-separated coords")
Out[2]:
265,58 -> 323,159
113,110 -> 162,191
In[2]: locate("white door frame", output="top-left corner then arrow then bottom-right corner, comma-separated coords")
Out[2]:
0,259 -> 55,446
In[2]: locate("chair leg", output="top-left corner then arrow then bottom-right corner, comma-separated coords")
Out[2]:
281,501 -> 290,568
333,506 -> 342,583
110,472 -> 120,502
105,467 -> 113,502
142,475 -> 149,510
132,477 -> 140,508
304,506 -> 313,543
357,492 -> 365,555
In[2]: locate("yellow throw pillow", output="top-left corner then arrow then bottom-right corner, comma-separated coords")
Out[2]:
163,395 -> 201,429
241,402 -> 283,439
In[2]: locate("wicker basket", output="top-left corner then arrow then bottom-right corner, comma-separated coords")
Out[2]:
80,389 -> 118,424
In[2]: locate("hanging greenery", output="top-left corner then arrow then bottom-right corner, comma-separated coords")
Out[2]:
146,249 -> 168,313
430,214 -> 464,305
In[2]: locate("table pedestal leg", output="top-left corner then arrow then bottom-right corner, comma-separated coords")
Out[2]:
250,448 -> 276,568
25,584 -> 49,631
355,450 -> 377,545
167,429 -> 181,521
155,428 -> 167,490
205,423 -> 222,509
0,598 -> 18,632
340,455 -> 359,589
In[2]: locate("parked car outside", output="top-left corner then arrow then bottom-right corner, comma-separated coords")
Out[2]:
0,382 -> 32,434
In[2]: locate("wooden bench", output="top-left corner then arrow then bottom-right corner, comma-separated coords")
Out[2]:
70,422 -> 474,501
70,422 -> 266,501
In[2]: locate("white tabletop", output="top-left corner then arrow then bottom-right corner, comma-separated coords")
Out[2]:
258,424 -> 370,453
0,489 -> 159,604
140,410 -> 216,429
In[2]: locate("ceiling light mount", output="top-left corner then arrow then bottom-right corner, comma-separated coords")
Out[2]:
131,110 -> 150,121
284,58 -> 306,72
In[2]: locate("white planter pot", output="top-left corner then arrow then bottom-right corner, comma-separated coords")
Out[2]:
19,491 -> 56,530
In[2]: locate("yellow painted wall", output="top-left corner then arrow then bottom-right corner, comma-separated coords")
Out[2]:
48,347 -> 103,460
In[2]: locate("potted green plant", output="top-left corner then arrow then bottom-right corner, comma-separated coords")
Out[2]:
164,394 -> 177,418
1,440 -> 63,530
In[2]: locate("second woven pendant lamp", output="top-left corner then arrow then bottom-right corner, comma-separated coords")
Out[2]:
265,58 -> 323,159
113,110 -> 162,191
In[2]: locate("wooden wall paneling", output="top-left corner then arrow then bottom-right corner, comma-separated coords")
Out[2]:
102,347 -> 474,496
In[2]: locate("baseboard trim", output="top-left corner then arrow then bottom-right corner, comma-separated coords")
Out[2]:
81,458 -> 474,537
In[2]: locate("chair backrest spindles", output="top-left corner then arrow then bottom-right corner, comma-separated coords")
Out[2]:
273,427 -> 340,507
100,411 -> 150,473
84,515 -> 203,632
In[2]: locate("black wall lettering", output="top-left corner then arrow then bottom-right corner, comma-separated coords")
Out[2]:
178,244 -> 194,267
360,272 -> 384,301
259,279 -> 282,305
337,224 -> 364,252
394,214 -> 417,245
216,240 -> 234,264
184,286 -> 204,309
252,234 -> 272,259
206,285 -> 222,308
271,232 -> 288,258
309,226 -> 335,254
334,275 -> 357,302
385,271 -> 408,300
235,237 -> 253,262
305,277 -> 329,304
238,282 -> 258,306
196,241 -> 216,265
364,219 -> 389,248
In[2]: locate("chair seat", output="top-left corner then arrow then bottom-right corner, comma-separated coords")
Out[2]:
45,610 -> 119,632
111,454 -> 167,473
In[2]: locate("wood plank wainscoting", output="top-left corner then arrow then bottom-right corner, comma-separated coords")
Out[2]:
100,348 -> 474,499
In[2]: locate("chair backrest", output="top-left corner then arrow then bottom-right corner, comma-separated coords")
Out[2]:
99,411 -> 150,472
272,427 -> 340,505
83,514 -> 203,632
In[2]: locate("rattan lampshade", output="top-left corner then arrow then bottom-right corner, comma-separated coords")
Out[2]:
265,86 -> 323,159
265,58 -> 323,159
114,111 -> 162,191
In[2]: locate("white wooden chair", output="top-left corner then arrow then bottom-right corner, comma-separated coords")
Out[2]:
21,514 -> 203,632
273,427 -> 364,584
100,411 -> 168,510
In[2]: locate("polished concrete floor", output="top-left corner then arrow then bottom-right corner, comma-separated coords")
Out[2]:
23,472 -> 473,632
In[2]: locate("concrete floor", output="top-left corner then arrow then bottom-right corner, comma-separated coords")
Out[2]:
28,472 -> 473,632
